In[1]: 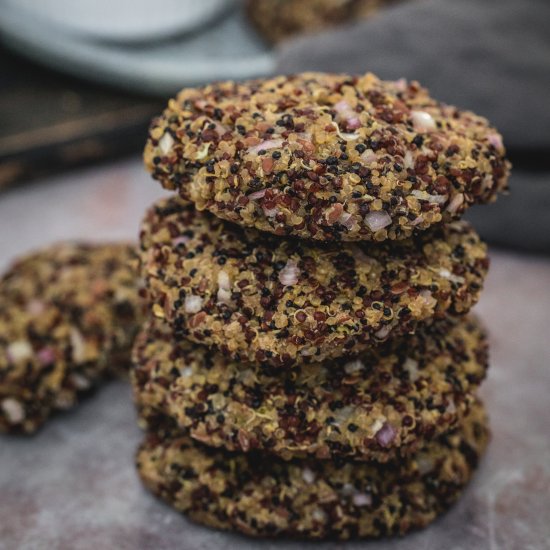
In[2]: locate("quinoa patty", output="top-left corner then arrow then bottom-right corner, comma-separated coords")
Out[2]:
132,315 -> 488,462
0,242 -> 143,433
139,196 -> 489,367
246,0 -> 396,45
144,72 -> 510,241
136,399 -> 489,539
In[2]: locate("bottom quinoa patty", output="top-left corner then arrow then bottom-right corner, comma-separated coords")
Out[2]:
136,399 -> 489,540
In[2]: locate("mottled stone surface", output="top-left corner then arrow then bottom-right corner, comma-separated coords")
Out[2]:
0,159 -> 549,549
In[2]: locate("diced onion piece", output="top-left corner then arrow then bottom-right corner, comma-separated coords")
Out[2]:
417,456 -> 434,475
279,260 -> 300,286
361,149 -> 377,164
211,121 -> 228,136
365,211 -> 392,232
419,290 -> 437,309
248,139 -> 284,154
376,422 -> 397,447
194,99 -> 208,110
446,193 -> 465,214
54,393 -> 74,410
37,347 -> 55,366
248,189 -> 267,200
181,366 -> 193,377
27,299 -> 45,315
481,174 -> 494,192
195,143 -> 210,160
411,110 -> 436,132
487,133 -> 503,150
374,325 -> 392,339
302,468 -> 316,484
1,398 -> 25,423
341,132 -> 360,140
439,268 -> 465,284
352,493 -> 372,507
7,340 -> 33,363
217,271 -> 232,304
338,211 -> 355,229
158,132 -> 174,155
404,150 -> 414,169
334,101 -> 361,130
341,483 -> 355,496
394,78 -> 408,92
172,235 -> 190,247
184,295 -> 203,313
344,359 -> 365,374
334,100 -> 359,119
263,206 -> 278,218
334,100 -> 353,115
446,398 -> 457,414
404,357 -> 420,382
70,328 -> 86,363
70,373 -> 91,390
311,509 -> 326,522
411,190 -> 448,204
333,405 -> 354,426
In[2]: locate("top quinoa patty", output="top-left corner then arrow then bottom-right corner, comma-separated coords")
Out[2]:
144,72 -> 510,242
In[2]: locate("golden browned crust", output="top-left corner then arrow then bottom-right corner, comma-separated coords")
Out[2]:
0,242 -> 143,433
136,399 -> 489,539
144,72 -> 510,242
132,315 -> 488,461
139,196 -> 489,367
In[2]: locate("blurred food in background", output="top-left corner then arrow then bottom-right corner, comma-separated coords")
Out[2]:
0,242 -> 143,434
0,0 -> 272,97
0,0 -> 268,189
246,0 -> 401,44
0,0 -> 549,252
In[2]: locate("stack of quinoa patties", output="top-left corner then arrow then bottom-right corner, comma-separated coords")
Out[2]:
132,72 -> 510,540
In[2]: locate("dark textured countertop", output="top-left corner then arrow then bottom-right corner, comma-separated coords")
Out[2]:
1,159 -> 549,549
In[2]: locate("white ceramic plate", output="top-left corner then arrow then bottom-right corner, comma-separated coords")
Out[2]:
4,0 -> 230,43
0,1 -> 275,95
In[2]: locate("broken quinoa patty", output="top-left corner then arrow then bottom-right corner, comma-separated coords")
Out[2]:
136,399 -> 489,539
0,242 -> 143,434
139,196 -> 489,367
132,315 -> 488,462
144,72 -> 510,242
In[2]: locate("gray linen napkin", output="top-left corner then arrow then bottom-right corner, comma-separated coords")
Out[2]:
275,0 -> 550,252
